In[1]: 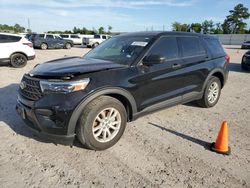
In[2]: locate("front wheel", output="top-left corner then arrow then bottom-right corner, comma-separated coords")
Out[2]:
10,53 -> 27,68
76,96 -> 127,150
197,76 -> 221,108
92,43 -> 99,48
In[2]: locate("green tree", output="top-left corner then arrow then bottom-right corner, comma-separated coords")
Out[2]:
222,3 -> 250,34
98,26 -> 105,34
202,20 -> 214,34
172,22 -> 189,32
172,22 -> 182,31
213,23 -> 223,34
190,23 -> 202,33
107,25 -> 112,34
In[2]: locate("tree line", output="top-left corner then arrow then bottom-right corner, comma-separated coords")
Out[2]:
47,25 -> 113,35
1,3 -> 249,35
0,24 -> 26,33
172,4 -> 250,34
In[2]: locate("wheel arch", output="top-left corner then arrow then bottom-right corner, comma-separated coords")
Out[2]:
202,69 -> 226,92
67,87 -> 137,135
9,51 -> 28,60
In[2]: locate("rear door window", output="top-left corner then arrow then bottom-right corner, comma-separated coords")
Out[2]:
60,35 -> 69,38
0,34 -> 21,43
203,38 -> 225,57
94,35 -> 101,39
147,37 -> 179,60
71,35 -> 80,38
178,37 -> 206,58
46,35 -> 54,39
38,34 -> 45,38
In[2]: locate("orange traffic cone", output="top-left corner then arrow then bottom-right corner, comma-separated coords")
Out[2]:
211,121 -> 231,155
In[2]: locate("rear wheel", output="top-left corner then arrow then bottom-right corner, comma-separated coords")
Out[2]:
76,96 -> 127,150
10,53 -> 27,68
65,43 -> 71,49
40,43 -> 48,50
197,76 -> 221,108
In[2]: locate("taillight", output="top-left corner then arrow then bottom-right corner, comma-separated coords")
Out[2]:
225,55 -> 230,64
23,42 -> 33,48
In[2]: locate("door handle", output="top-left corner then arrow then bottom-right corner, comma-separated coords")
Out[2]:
172,63 -> 181,69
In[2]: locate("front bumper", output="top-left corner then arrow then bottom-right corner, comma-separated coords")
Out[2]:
16,95 -> 75,145
28,55 -> 36,60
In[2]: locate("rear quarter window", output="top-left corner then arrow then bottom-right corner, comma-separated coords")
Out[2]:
178,37 -> 206,58
203,38 -> 225,57
71,35 -> 79,38
60,35 -> 69,38
0,34 -> 21,43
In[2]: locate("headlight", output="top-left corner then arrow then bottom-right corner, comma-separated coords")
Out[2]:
40,78 -> 90,93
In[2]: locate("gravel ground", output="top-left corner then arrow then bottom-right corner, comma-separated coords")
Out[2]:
0,45 -> 249,188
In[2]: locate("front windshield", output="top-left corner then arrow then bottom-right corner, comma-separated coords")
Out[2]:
83,36 -> 152,64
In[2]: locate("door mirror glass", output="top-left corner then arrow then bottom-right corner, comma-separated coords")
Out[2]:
142,54 -> 165,65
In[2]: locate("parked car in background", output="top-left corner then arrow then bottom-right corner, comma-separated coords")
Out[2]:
60,34 -> 82,45
31,34 -> 74,50
0,32 -> 35,68
241,41 -> 250,49
83,34 -> 110,48
16,32 -> 229,150
241,51 -> 250,70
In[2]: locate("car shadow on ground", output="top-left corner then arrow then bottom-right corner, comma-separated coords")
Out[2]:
224,46 -> 242,50
0,84 -> 84,148
229,62 -> 249,73
73,45 -> 88,49
148,122 -> 211,151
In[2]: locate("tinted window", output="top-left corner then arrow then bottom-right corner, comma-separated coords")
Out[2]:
71,35 -> 79,38
178,37 -> 206,57
147,37 -> 179,60
60,35 -> 69,38
102,35 -> 107,39
0,34 -> 21,43
94,35 -> 101,39
38,34 -> 45,38
46,35 -> 54,39
204,38 -> 225,57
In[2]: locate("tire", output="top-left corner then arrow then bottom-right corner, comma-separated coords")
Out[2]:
197,76 -> 221,108
241,61 -> 249,71
76,96 -> 127,150
92,43 -> 99,48
65,43 -> 71,49
40,43 -> 48,50
10,53 -> 27,68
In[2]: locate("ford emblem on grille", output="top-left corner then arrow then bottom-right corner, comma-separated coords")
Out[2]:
20,81 -> 27,90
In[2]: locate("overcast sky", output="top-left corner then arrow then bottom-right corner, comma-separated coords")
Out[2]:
0,0 -> 249,32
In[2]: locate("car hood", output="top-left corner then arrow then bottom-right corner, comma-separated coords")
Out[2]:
30,56 -> 127,77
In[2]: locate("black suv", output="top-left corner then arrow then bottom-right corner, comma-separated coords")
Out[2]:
31,34 -> 73,50
16,32 -> 229,150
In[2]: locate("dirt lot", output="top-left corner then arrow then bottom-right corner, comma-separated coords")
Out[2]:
0,45 -> 249,187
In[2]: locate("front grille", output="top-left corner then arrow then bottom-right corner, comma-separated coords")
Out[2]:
19,75 -> 43,101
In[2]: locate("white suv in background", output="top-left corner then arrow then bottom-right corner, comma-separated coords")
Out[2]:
83,34 -> 111,48
0,33 -> 35,68
60,34 -> 82,45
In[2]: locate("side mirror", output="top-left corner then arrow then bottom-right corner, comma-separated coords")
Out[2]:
142,54 -> 165,66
